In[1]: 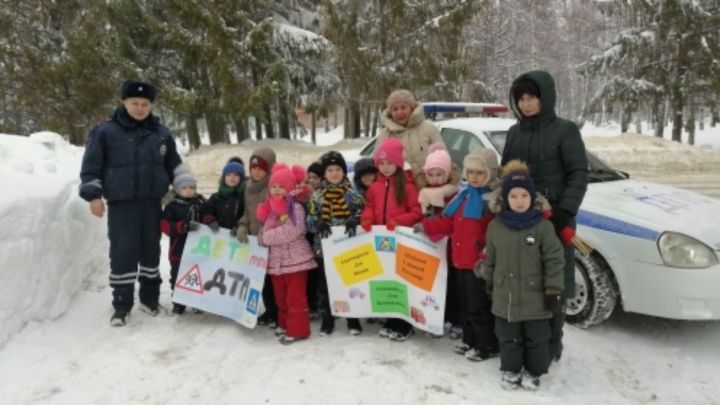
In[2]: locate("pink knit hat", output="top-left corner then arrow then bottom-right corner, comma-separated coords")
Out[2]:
374,138 -> 405,168
269,163 -> 307,193
423,143 -> 452,183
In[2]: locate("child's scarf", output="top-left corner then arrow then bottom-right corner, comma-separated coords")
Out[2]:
443,185 -> 490,219
257,195 -> 297,225
321,180 -> 353,221
499,208 -> 543,230
218,181 -> 242,197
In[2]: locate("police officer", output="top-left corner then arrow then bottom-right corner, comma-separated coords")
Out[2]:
79,80 -> 190,326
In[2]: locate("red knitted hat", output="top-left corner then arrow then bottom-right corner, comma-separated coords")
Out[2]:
269,163 -> 306,193
374,138 -> 405,168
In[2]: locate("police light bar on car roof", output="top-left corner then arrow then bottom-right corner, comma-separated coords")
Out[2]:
422,102 -> 509,115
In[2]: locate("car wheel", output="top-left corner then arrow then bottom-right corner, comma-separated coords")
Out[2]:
565,252 -> 618,328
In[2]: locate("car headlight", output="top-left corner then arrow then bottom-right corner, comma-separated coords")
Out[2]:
657,232 -> 719,268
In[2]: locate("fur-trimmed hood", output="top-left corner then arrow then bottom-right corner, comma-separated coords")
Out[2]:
487,188 -> 552,214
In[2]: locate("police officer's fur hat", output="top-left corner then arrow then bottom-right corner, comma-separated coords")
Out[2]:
121,80 -> 156,102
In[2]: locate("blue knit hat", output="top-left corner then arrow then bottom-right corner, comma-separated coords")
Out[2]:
501,171 -> 536,205
222,161 -> 245,179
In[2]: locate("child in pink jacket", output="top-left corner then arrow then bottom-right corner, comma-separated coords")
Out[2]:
257,163 -> 317,344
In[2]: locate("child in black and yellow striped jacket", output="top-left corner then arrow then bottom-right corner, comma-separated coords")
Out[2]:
306,151 -> 365,336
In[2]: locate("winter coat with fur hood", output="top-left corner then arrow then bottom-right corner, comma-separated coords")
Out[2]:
361,173 -> 423,227
375,105 -> 443,175
483,190 -> 564,322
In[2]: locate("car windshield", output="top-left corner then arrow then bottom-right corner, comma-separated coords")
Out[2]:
486,131 -> 507,152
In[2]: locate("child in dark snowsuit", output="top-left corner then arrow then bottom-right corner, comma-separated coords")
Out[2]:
201,158 -> 245,231
160,172 -> 206,314
482,160 -> 565,391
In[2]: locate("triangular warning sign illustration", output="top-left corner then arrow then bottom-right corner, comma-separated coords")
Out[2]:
176,264 -> 204,294
379,238 -> 392,251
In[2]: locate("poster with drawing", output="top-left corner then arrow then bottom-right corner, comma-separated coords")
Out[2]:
173,225 -> 268,328
321,226 -> 448,334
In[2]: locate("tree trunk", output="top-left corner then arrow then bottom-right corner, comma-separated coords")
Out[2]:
235,115 -> 250,143
670,84 -> 683,143
363,102 -> 371,138
263,103 -> 274,139
634,116 -> 642,134
278,98 -> 290,140
186,114 -> 201,150
343,104 -> 350,138
206,112 -> 226,145
311,110 -> 317,145
687,92 -> 696,146
653,95 -> 665,138
620,107 -> 630,133
347,100 -> 361,139
371,104 -> 380,138
255,115 -> 263,140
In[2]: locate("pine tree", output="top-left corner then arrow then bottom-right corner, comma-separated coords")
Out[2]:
579,0 -> 720,143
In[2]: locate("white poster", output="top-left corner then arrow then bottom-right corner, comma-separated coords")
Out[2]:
173,225 -> 268,328
320,226 -> 448,334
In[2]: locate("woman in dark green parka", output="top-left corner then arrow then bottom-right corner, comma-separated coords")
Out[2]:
501,70 -> 589,362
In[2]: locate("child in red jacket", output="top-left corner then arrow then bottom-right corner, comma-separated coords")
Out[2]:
257,164 -> 317,345
361,138 -> 423,341
415,148 -> 500,360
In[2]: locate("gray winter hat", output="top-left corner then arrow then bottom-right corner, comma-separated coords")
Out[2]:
173,172 -> 197,190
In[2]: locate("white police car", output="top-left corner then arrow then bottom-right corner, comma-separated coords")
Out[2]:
347,103 -> 720,327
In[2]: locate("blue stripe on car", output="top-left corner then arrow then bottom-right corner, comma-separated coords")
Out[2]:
577,210 -> 659,241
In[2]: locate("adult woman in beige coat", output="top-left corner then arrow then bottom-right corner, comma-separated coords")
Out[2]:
375,89 -> 444,179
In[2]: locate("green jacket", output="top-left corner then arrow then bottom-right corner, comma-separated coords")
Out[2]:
502,70 -> 588,216
484,217 -> 565,322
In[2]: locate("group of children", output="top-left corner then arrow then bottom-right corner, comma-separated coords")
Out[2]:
159,138 -> 566,390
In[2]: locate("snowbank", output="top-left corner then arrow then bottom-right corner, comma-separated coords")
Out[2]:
184,136 -> 368,193
0,133 -> 107,346
585,133 -> 720,173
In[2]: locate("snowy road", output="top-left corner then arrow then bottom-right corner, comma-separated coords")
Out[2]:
0,240 -> 719,405
636,171 -> 720,199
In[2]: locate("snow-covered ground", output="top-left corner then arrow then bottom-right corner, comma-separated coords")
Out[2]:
2,130 -> 720,404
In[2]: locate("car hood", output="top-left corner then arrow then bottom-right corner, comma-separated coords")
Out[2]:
580,179 -> 720,249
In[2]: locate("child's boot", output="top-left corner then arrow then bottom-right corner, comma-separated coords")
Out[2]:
501,371 -> 522,390
347,318 -> 362,335
320,312 -> 335,336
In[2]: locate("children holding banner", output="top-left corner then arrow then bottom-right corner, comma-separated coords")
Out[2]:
235,148 -> 279,328
160,172 -> 206,314
307,151 -> 366,336
257,164 -> 317,344
415,148 -> 500,360
480,160 -> 564,390
414,143 -> 463,339
361,138 -> 423,341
